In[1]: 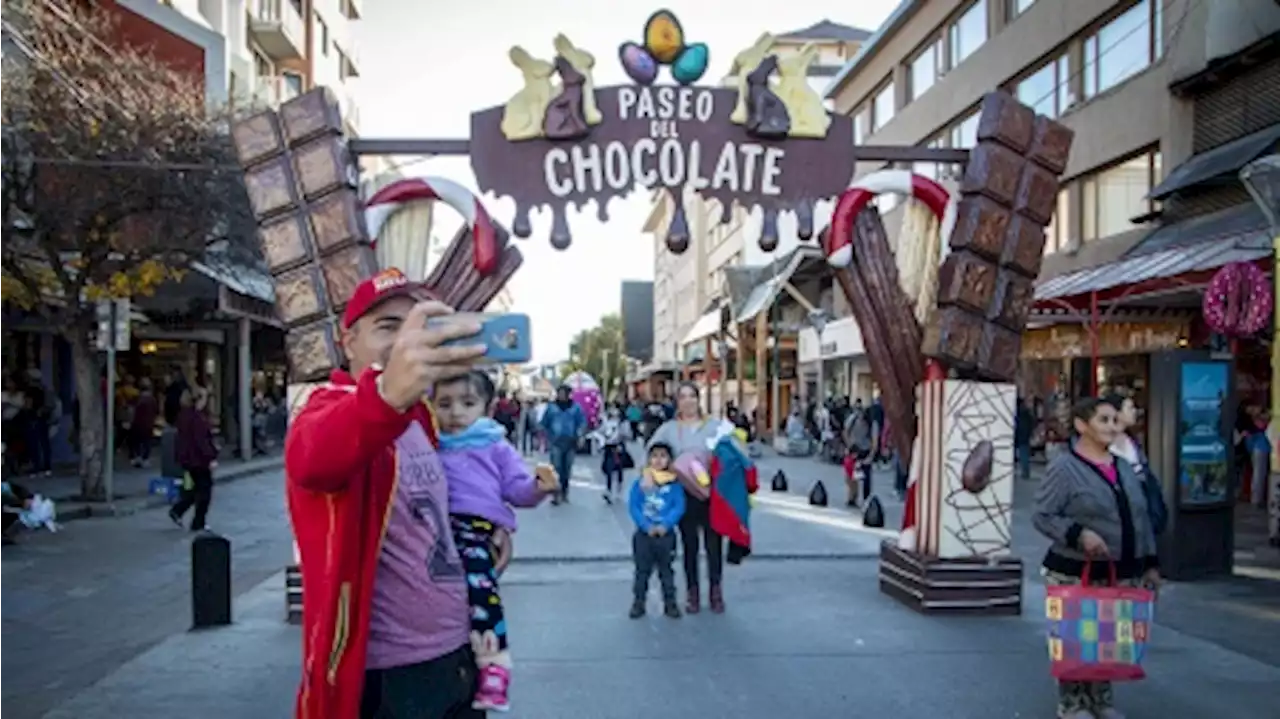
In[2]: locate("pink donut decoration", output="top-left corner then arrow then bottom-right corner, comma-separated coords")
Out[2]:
1203,261 -> 1272,337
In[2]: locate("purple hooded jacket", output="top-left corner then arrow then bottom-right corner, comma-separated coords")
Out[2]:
438,418 -> 545,531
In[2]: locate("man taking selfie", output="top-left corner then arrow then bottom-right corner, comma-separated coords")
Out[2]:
286,269 -> 508,719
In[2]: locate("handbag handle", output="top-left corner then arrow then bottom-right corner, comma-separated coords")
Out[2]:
1080,557 -> 1119,587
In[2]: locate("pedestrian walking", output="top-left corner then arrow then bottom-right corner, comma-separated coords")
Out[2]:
1033,397 -> 1160,719
648,382 -> 726,614
599,406 -> 633,503
541,385 -> 586,504
169,387 -> 217,531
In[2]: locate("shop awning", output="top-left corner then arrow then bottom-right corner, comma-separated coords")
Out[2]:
728,246 -> 826,323
1034,228 -> 1272,306
1149,123 -> 1280,201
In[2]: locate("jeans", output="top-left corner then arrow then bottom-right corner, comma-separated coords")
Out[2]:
1016,443 -> 1032,481
633,530 -> 677,602
548,442 -> 575,498
893,453 -> 908,495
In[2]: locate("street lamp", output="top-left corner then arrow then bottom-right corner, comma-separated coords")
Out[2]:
808,308 -> 832,404
1240,154 -> 1280,544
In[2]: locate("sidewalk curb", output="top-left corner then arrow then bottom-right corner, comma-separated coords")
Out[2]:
55,458 -> 284,523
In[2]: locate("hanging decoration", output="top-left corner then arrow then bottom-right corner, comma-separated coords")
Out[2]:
1202,261 -> 1272,337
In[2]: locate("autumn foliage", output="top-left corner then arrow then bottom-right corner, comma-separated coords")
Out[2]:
1,0 -> 256,493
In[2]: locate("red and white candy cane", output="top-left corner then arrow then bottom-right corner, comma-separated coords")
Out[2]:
364,176 -> 499,276
823,169 -> 956,268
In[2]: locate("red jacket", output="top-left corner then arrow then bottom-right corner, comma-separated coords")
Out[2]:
285,368 -> 439,719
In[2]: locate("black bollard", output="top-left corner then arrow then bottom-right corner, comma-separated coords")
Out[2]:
191,531 -> 232,628
771,470 -> 788,492
863,495 -> 885,528
808,480 -> 828,507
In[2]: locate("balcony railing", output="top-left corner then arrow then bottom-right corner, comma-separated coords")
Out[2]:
249,0 -> 305,61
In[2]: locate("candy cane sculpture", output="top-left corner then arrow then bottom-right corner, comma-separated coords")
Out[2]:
824,170 -> 956,269
364,176 -> 500,278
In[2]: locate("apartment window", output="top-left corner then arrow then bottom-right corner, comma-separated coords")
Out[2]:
1081,150 -> 1162,242
337,49 -> 350,80
948,0 -> 988,68
949,111 -> 979,149
282,72 -> 304,96
316,14 -> 330,56
1044,188 -> 1070,254
253,51 -> 271,78
1015,54 -> 1072,118
1083,0 -> 1158,100
907,39 -> 940,101
854,105 -> 870,144
872,81 -> 895,132
1007,0 -> 1037,21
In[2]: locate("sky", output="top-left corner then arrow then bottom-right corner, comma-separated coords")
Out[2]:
352,0 -> 899,363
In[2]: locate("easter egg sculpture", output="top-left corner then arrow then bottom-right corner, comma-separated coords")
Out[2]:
671,42 -> 709,86
644,10 -> 684,64
618,41 -> 659,85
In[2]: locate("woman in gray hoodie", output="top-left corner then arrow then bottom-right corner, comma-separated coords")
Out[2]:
648,382 -> 725,613
1033,396 -> 1161,719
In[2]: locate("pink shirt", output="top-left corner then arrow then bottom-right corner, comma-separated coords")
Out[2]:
1088,456 -> 1118,485
365,421 -> 469,670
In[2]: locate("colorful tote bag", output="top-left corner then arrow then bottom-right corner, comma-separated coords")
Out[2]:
1045,561 -> 1155,682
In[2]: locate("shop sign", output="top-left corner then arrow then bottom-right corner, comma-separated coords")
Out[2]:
1020,322 -> 1188,360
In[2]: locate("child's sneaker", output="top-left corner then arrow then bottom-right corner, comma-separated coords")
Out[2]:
663,601 -> 682,619
472,664 -> 511,712
629,600 -> 646,619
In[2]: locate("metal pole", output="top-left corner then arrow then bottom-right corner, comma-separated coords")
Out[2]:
238,317 -> 252,461
103,302 -> 117,504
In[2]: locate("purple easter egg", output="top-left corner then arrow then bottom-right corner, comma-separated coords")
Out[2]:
618,42 -> 658,86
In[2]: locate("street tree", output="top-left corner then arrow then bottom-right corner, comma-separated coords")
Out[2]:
562,313 -> 628,399
1,0 -> 256,497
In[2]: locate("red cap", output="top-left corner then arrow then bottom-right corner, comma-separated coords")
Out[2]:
340,268 -> 428,330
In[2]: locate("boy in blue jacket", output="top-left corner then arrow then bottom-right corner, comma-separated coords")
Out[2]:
628,441 -> 686,619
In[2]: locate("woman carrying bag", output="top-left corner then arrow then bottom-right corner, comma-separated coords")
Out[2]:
1033,397 -> 1161,719
599,406 -> 633,503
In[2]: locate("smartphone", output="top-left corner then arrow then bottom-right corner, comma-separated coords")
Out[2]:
428,313 -> 532,364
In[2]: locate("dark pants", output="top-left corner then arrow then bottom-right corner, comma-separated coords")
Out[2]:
548,442 -> 574,498
450,514 -> 508,664
678,496 -> 723,587
633,529 -> 677,602
25,420 -> 50,472
171,466 -> 213,530
521,428 -> 535,454
131,430 -> 152,462
360,645 -> 485,719
893,453 -> 908,495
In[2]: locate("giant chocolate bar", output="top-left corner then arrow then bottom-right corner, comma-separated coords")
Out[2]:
321,244 -> 379,313
232,110 -> 287,169
273,265 -> 329,326
936,251 -> 998,314
280,87 -> 344,148
286,319 -> 343,383
292,136 -> 359,201
308,188 -> 369,256
258,211 -> 316,274
243,155 -> 302,221
923,91 -> 1075,382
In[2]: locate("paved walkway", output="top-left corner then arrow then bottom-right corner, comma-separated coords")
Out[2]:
8,448 -> 1278,718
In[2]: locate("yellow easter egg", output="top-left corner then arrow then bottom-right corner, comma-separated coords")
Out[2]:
644,10 -> 684,64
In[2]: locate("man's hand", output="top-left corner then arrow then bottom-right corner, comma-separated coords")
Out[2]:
379,302 -> 485,412
491,528 -> 513,576
649,526 -> 665,537
1079,528 -> 1110,557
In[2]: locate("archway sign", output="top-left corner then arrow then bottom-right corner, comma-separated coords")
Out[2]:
229,9 -> 1074,616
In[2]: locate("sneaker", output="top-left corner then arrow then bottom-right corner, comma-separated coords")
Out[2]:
168,509 -> 184,528
471,664 -> 511,712
663,602 -> 681,619
629,600 -> 646,619
602,492 -> 613,505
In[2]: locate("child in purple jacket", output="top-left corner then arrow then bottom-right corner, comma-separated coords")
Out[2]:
434,370 -> 557,712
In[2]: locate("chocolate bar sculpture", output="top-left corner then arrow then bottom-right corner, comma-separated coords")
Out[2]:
823,91 -> 1074,615
229,88 -> 521,418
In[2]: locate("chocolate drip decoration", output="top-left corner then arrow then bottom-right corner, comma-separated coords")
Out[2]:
550,206 -> 572,249
796,200 -> 814,241
512,204 -> 533,238
666,192 -> 690,254
758,207 -> 779,252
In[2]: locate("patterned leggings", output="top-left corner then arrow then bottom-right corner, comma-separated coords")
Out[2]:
450,514 -> 510,669
1044,570 -> 1140,714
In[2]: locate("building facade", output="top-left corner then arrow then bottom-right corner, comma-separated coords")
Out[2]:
647,21 -> 873,372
